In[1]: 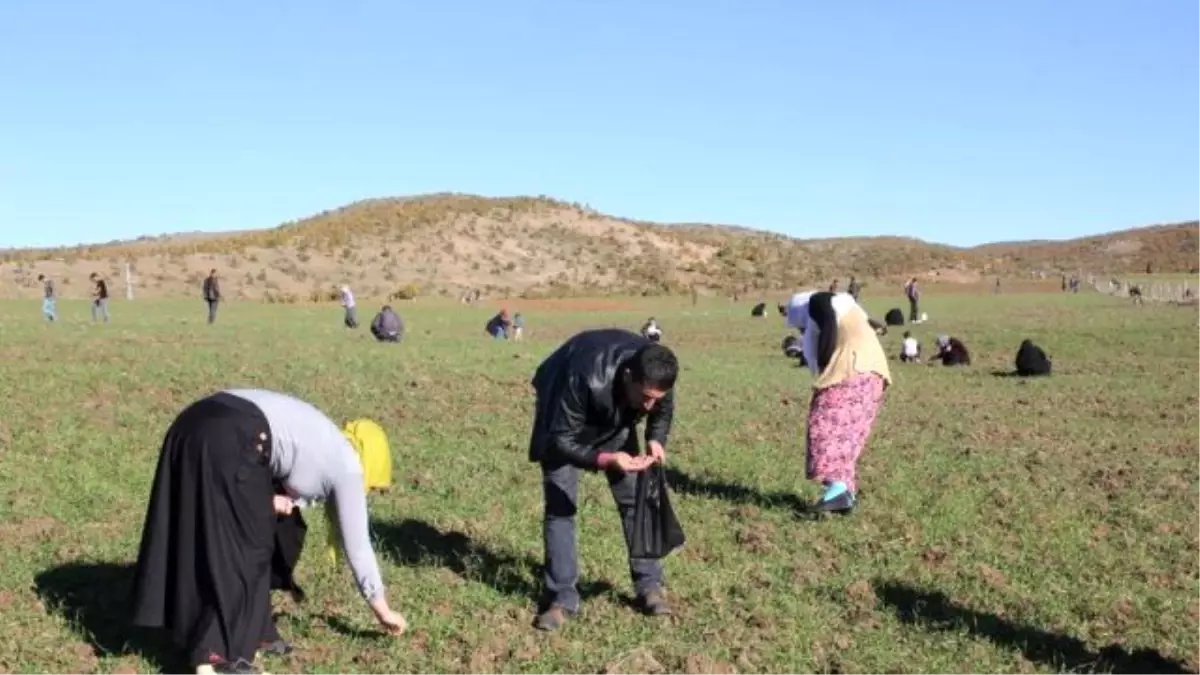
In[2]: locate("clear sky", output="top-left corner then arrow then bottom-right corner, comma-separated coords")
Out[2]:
1,0 -> 1196,249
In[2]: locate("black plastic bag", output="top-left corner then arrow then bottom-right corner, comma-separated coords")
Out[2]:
628,464 -> 686,559
270,480 -> 308,603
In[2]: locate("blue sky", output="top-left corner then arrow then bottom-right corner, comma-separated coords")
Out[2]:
1,0 -> 1196,249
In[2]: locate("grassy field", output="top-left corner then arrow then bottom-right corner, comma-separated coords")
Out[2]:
0,290 -> 1196,674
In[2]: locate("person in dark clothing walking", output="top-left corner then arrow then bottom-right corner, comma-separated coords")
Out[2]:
90,273 -> 110,323
203,269 -> 221,324
527,329 -> 679,632
847,276 -> 861,301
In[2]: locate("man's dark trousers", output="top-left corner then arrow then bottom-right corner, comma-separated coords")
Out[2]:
207,299 -> 219,324
540,429 -> 663,612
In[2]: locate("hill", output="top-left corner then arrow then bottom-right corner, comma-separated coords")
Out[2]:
0,194 -> 1195,300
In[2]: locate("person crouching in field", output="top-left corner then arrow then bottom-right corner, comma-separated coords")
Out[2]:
370,305 -> 404,342
528,329 -> 679,631
933,335 -> 971,366
900,331 -> 921,363
1015,339 -> 1051,376
486,309 -> 512,340
786,290 -> 891,514
130,389 -> 407,674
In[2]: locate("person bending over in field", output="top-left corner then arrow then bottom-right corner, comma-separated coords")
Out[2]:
370,305 -> 404,342
1014,339 -> 1051,376
486,309 -> 512,340
932,335 -> 971,366
528,329 -> 679,631
785,290 -> 891,514
130,388 -> 407,675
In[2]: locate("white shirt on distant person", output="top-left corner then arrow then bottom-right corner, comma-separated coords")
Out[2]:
341,286 -> 355,309
902,336 -> 919,359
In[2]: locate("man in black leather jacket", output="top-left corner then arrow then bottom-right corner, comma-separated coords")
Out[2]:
527,328 -> 679,631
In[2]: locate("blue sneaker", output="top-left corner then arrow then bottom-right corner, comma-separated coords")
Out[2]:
813,491 -> 855,514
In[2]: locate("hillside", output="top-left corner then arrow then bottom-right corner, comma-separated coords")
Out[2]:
1,194 -> 1195,301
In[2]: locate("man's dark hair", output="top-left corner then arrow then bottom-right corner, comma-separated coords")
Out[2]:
37,274 -> 44,281
629,343 -> 679,390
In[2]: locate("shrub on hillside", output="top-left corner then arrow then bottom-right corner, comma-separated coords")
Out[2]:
391,283 -> 420,300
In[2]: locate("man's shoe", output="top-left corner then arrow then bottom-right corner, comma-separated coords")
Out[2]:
534,605 -> 570,632
636,589 -> 672,616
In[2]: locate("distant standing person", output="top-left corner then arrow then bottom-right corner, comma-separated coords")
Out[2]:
341,285 -> 358,328
903,277 -> 920,323
90,273 -> 110,323
847,276 -> 861,301
528,329 -> 679,631
512,312 -> 525,341
829,279 -> 840,293
641,317 -> 663,343
785,290 -> 891,514
203,269 -> 221,324
370,305 -> 404,342
37,274 -> 57,321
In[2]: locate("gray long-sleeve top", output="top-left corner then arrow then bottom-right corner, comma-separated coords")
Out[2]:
225,388 -> 385,603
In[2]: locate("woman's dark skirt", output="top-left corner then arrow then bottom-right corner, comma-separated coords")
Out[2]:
129,391 -> 304,667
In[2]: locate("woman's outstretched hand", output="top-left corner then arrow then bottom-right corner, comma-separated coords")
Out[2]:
377,608 -> 408,635
370,597 -> 408,635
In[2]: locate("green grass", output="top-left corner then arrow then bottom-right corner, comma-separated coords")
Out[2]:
0,292 -> 1196,673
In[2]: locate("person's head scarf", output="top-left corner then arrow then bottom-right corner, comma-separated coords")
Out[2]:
784,291 -> 816,331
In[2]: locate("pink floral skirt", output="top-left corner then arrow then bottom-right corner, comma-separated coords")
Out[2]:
805,372 -> 886,493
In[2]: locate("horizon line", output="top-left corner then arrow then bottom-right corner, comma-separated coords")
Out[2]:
1,191 -> 1196,253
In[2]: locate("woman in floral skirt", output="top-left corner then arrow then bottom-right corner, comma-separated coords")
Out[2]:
785,290 -> 892,514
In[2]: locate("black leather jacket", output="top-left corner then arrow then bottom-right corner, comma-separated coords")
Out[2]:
528,328 -> 675,468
